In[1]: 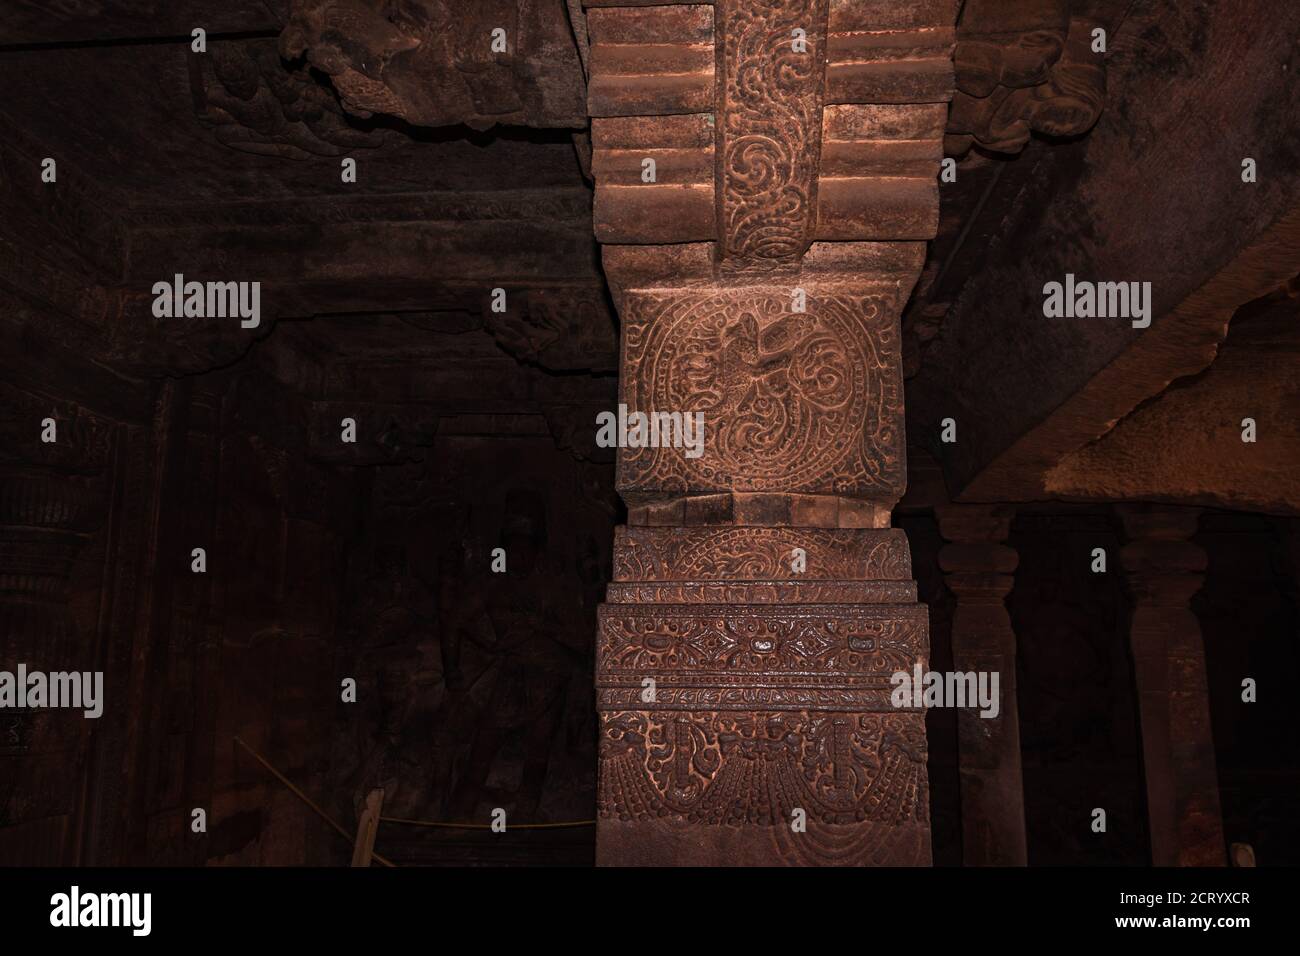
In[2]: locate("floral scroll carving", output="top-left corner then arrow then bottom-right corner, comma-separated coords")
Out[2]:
719,0 -> 829,263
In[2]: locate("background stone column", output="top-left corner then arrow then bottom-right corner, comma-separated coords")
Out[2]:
937,504 -> 1028,865
1118,505 -> 1226,866
0,385 -> 109,863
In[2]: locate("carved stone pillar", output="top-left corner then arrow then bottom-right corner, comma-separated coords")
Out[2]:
1118,505 -> 1226,866
0,385 -> 109,863
936,505 -> 1027,865
587,0 -> 956,865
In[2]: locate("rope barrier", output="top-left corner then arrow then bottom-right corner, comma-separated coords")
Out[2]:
233,736 -> 597,859
233,736 -> 397,868
379,816 -> 596,830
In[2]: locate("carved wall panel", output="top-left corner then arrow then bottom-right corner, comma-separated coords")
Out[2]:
596,598 -> 931,864
618,285 -> 905,498
600,604 -> 925,674
484,286 -> 618,372
607,526 -> 916,604
599,710 -> 928,825
598,709 -> 930,864
325,437 -> 610,856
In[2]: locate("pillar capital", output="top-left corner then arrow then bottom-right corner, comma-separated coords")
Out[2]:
934,503 -> 1016,544
1118,505 -> 1207,607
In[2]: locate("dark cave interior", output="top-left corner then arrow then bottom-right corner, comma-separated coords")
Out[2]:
1,0 -> 1298,868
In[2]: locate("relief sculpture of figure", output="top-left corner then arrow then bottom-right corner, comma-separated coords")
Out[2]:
441,489 -> 586,821
339,544 -> 434,818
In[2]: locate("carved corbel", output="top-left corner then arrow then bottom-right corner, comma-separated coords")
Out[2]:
946,0 -> 1105,156
190,41 -> 399,159
279,0 -> 587,130
81,287 -> 273,379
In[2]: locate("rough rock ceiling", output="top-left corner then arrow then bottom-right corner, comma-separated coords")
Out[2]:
910,0 -> 1300,513
1045,286 -> 1300,512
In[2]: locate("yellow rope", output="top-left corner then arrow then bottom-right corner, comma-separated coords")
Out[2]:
234,735 -> 595,852
233,736 -> 397,868
379,816 -> 596,830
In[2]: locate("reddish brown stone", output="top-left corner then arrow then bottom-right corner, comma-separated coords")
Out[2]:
282,0 -> 587,130
587,0 -> 955,865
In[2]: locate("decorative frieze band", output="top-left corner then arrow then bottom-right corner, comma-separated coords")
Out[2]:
613,525 -> 913,580
599,709 -> 929,825
596,603 -> 928,705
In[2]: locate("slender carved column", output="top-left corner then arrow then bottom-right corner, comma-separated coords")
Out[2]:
1280,517 -> 1300,612
587,0 -> 956,865
0,384 -> 109,863
936,505 -> 1027,865
1118,505 -> 1226,866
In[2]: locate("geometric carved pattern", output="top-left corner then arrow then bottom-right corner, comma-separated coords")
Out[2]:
598,602 -> 926,678
603,581 -> 918,605
596,601 -> 928,712
618,287 -> 904,497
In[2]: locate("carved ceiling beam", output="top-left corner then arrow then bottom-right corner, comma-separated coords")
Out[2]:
586,0 -> 956,866
303,403 -> 617,465
76,189 -> 609,378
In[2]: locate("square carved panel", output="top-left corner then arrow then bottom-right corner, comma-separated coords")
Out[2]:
616,284 -> 906,498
